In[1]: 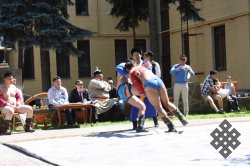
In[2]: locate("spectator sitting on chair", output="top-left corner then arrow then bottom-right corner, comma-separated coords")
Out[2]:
69,80 -> 90,125
0,72 -> 35,135
201,70 -> 225,114
107,78 -> 117,99
224,76 -> 240,111
12,76 -> 23,102
88,68 -> 118,122
48,76 -> 73,126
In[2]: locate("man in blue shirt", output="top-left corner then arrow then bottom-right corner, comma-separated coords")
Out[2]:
48,76 -> 73,126
170,54 -> 195,116
201,70 -> 224,114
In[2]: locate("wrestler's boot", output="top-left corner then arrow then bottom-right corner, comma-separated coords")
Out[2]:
1,120 -> 11,135
172,109 -> 188,126
25,118 -> 35,132
153,116 -> 159,127
132,120 -> 137,130
161,117 -> 177,132
136,115 -> 148,132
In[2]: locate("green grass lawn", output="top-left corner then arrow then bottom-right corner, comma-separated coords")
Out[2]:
30,108 -> 250,129
183,108 -> 250,119
82,108 -> 250,128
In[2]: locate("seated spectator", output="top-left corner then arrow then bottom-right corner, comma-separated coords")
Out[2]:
201,70 -> 225,114
88,68 -> 118,122
12,76 -> 23,102
213,78 -> 230,99
48,76 -> 73,126
69,80 -> 90,125
224,76 -> 240,111
0,72 -> 35,135
107,78 -> 117,99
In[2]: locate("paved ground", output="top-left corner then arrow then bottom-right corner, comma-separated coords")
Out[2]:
0,116 -> 250,166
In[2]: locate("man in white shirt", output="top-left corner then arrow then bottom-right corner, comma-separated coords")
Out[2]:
48,76 -> 73,126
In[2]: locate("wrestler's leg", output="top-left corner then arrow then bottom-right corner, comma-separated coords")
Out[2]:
127,95 -> 147,132
144,87 -> 176,132
158,86 -> 188,126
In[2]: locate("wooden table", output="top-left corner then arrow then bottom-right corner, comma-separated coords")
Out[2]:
53,103 -> 94,126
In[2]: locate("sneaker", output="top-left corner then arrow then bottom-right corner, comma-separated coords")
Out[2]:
181,119 -> 188,126
236,107 -> 241,111
218,110 -> 225,114
228,109 -> 234,113
155,124 -> 159,127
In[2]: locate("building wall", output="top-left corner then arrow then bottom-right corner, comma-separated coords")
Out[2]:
7,0 -> 150,95
168,0 -> 250,89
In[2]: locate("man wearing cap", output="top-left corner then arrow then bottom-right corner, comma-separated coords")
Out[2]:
88,68 -> 118,122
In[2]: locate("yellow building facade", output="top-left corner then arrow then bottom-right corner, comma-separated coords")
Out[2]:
167,0 -> 250,89
6,0 -> 150,95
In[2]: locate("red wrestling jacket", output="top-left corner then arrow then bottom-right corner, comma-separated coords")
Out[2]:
0,88 -> 22,107
130,66 -> 148,94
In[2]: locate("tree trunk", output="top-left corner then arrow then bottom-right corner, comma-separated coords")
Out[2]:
131,0 -> 136,47
148,0 -> 159,61
181,14 -> 184,54
132,26 -> 136,47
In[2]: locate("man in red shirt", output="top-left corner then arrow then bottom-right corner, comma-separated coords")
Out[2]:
0,72 -> 35,135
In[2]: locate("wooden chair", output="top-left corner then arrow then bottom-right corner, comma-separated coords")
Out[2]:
0,111 -> 25,131
24,92 -> 50,129
12,113 -> 26,131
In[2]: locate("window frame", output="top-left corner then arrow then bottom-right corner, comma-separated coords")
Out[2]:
77,40 -> 91,78
56,49 -> 71,78
75,0 -> 89,16
115,39 -> 127,65
18,46 -> 35,80
213,25 -> 227,71
134,39 -> 147,53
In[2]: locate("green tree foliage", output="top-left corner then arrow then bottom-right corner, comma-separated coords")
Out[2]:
0,0 -> 93,57
166,0 -> 205,22
106,0 -> 148,44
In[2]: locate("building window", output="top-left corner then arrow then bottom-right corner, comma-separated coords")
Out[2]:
0,51 -> 3,62
18,46 -> 35,79
135,39 -> 147,53
115,40 -> 127,65
77,40 -> 91,77
213,25 -> 227,71
75,0 -> 88,16
56,50 -> 70,78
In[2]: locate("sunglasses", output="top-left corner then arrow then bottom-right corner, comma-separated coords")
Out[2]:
109,83 -> 113,84
180,59 -> 186,61
77,84 -> 83,86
